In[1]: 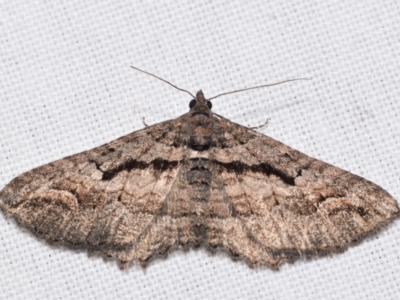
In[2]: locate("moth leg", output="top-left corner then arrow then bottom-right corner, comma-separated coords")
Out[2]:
248,118 -> 270,130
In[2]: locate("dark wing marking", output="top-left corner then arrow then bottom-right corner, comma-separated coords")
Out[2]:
0,120 -> 184,261
211,120 -> 399,266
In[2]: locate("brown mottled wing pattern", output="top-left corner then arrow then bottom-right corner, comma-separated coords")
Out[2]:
1,89 -> 398,268
0,119 -> 185,263
210,119 -> 399,266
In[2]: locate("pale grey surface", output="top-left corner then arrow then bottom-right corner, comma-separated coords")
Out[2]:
1,1 -> 399,299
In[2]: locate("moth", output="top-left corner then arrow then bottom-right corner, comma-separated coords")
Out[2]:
1,67 -> 398,268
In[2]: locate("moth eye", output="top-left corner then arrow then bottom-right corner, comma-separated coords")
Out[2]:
189,99 -> 197,108
206,101 -> 212,109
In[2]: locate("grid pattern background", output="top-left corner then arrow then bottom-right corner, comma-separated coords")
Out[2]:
0,1 -> 399,299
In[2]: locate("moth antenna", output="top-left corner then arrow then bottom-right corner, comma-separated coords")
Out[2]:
207,78 -> 311,101
131,66 -> 195,98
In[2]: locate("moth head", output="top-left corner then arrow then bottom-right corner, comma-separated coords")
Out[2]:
189,90 -> 213,114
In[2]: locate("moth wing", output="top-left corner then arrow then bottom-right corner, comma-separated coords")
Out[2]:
0,120 -> 185,261
211,120 -> 399,266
